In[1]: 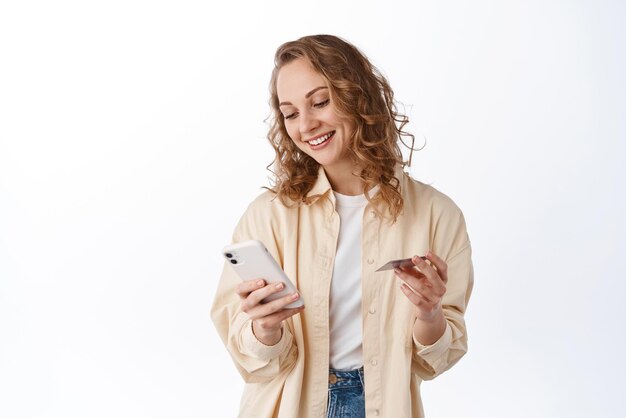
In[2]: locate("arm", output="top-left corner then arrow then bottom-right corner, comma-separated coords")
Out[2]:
395,211 -> 474,380
210,200 -> 301,383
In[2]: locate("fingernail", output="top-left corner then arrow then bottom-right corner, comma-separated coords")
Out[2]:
291,293 -> 299,300
257,280 -> 264,286
426,250 -> 432,257
275,282 -> 284,289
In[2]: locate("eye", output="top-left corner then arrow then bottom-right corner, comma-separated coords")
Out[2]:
314,99 -> 330,108
284,112 -> 297,120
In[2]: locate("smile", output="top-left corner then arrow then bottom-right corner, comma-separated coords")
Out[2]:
307,131 -> 335,147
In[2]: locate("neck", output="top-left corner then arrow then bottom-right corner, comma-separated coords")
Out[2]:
324,162 -> 366,196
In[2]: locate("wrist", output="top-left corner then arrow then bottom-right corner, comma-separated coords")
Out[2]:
251,321 -> 283,346
413,308 -> 446,346
416,305 -> 444,324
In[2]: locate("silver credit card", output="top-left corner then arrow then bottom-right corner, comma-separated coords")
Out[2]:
375,256 -> 426,272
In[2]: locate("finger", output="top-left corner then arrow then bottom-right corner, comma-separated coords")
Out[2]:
397,264 -> 427,280
411,255 -> 447,293
244,281 -> 289,309
268,306 -> 305,324
396,263 -> 445,300
400,283 -> 435,307
425,251 -> 448,284
247,291 -> 302,319
236,279 -> 266,299
253,306 -> 304,334
395,272 -> 438,303
396,265 -> 430,291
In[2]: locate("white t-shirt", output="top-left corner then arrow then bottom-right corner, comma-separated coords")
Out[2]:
329,188 -> 376,370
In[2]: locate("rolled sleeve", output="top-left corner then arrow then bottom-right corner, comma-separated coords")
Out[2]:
412,321 -> 453,373
240,320 -> 293,362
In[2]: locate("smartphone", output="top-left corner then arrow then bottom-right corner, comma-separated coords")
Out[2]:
222,240 -> 304,309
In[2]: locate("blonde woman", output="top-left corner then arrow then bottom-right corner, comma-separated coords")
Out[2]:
212,34 -> 473,418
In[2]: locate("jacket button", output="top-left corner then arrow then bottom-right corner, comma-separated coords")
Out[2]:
367,258 -> 374,265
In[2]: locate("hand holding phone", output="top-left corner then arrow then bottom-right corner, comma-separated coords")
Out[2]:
222,240 -> 304,309
223,240 -> 304,345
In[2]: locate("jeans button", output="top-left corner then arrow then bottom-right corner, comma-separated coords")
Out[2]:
329,373 -> 338,384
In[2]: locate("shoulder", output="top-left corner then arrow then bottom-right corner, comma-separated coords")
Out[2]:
246,189 -> 279,210
235,189 -> 298,236
399,171 -> 472,257
399,171 -> 464,218
232,189 -> 299,260
243,189 -> 295,218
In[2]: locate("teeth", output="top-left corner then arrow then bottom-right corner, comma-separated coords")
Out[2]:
309,131 -> 334,146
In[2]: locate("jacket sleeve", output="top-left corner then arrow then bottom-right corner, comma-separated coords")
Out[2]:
210,196 -> 298,383
411,207 -> 474,381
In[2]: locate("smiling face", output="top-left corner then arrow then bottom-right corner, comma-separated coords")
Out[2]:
276,58 -> 355,173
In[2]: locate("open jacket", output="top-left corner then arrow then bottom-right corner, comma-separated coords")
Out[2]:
211,165 -> 474,417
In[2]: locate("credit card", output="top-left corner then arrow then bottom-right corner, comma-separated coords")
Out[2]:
375,256 -> 427,272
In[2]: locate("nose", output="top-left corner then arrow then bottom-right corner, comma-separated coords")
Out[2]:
299,110 -> 320,134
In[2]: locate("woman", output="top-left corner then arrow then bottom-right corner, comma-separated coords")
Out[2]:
211,34 -> 473,418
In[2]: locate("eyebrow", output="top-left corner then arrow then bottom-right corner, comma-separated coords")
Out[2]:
279,86 -> 328,107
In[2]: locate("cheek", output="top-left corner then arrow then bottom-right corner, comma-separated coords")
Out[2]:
284,125 -> 307,152
341,120 -> 355,140
284,122 -> 299,141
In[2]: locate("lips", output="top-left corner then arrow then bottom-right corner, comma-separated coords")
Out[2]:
306,131 -> 335,147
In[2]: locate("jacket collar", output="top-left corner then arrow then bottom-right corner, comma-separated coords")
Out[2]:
304,166 -> 333,205
304,164 -> 408,205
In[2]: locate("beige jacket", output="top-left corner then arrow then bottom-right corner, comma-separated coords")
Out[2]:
211,165 -> 474,417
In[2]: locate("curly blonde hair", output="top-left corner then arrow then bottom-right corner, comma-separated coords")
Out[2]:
266,34 -> 415,221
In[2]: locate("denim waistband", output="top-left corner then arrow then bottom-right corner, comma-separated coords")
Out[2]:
328,367 -> 364,389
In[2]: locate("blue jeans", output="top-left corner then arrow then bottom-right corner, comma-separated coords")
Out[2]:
326,367 -> 365,418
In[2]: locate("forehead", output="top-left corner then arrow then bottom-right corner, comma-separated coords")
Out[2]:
276,58 -> 328,102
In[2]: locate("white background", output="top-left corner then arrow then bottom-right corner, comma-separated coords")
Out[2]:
1,0 -> 625,417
